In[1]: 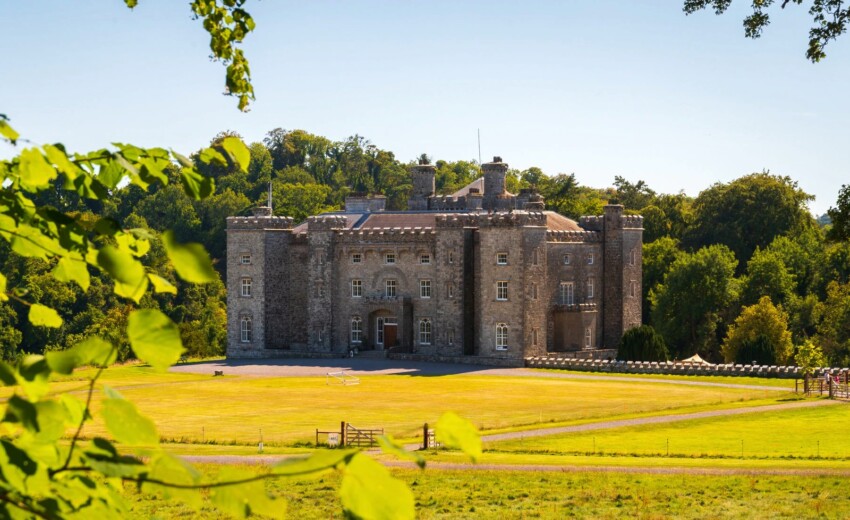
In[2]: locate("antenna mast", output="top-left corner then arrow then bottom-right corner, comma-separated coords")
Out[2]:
477,128 -> 482,165
267,181 -> 273,211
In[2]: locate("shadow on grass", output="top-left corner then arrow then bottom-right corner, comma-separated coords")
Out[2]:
171,357 -> 503,377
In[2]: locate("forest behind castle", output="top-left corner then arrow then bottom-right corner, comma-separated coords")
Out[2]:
4,127 -> 849,366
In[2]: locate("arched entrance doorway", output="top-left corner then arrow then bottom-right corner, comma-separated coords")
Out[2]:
371,310 -> 398,350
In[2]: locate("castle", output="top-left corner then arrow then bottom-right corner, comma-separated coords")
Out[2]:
226,157 -> 642,365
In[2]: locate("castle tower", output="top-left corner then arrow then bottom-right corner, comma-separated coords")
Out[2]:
408,159 -> 435,210
601,203 -> 643,348
482,156 -> 509,211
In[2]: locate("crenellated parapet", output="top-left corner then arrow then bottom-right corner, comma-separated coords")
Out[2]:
621,215 -> 644,229
306,215 -> 348,231
546,230 -> 602,243
578,215 -> 603,231
435,211 -> 547,229
335,227 -> 436,244
227,215 -> 293,230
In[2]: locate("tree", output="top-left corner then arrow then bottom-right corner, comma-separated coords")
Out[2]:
617,325 -> 669,362
795,339 -> 828,375
683,0 -> 850,62
814,281 -> 850,365
740,247 -> 796,307
736,334 -> 777,365
685,172 -> 815,269
613,176 -> 657,211
642,237 -> 685,324
650,245 -> 740,360
827,184 -> 850,241
721,296 -> 793,364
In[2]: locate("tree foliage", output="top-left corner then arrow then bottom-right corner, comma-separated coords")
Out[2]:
683,0 -> 850,62
721,296 -> 793,364
617,325 -> 669,362
827,184 -> 850,241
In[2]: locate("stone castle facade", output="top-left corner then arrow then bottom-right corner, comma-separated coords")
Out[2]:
226,157 -> 642,363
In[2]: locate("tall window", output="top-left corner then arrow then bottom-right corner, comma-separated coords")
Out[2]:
531,283 -> 538,300
419,318 -> 432,345
560,282 -> 574,305
351,253 -> 362,264
351,317 -> 363,344
385,279 -> 397,297
316,282 -> 324,298
240,278 -> 252,297
420,280 -> 432,298
532,249 -> 539,266
318,251 -> 325,265
385,252 -> 396,264
351,279 -> 362,297
584,327 -> 592,348
447,283 -> 454,298
240,316 -> 252,343
630,280 -> 638,298
449,250 -> 454,264
420,254 -> 431,264
587,278 -> 594,299
448,329 -> 454,345
629,249 -> 636,266
532,328 -> 538,346
496,323 -> 508,350
496,252 -> 508,265
240,254 -> 251,264
587,253 -> 594,265
496,281 -> 508,301
562,254 -> 571,265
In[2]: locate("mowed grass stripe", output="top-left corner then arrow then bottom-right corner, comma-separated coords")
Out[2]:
73,371 -> 781,445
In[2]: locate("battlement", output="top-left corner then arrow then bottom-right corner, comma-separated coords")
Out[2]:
435,211 -> 547,229
226,215 -> 293,230
621,215 -> 644,229
553,303 -> 598,312
546,230 -> 601,242
335,227 -> 437,243
579,215 -> 603,231
307,215 -> 349,231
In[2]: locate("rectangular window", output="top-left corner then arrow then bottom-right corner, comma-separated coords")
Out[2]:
385,279 -> 397,297
629,249 -> 636,266
448,329 -> 454,345
447,283 -> 454,299
240,254 -> 251,265
352,253 -> 362,264
587,278 -> 595,299
563,254 -> 571,265
317,283 -> 324,298
240,278 -> 252,297
496,323 -> 508,350
559,282 -> 574,305
496,281 -> 508,301
318,251 -> 325,265
419,318 -> 432,345
385,253 -> 396,264
587,253 -> 594,265
496,252 -> 508,265
420,254 -> 431,265
630,280 -> 638,298
449,251 -> 454,264
351,279 -> 363,298
420,280 -> 432,298
351,317 -> 363,343
532,249 -> 539,266
531,283 -> 538,300
240,317 -> 252,343
585,327 -> 592,348
532,328 -> 538,346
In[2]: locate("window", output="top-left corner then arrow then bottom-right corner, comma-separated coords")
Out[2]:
318,251 -> 325,265
317,283 -> 324,298
587,278 -> 594,299
351,317 -> 363,344
240,254 -> 251,265
240,278 -> 252,297
376,317 -> 384,344
584,327 -> 592,348
532,249 -> 539,266
496,281 -> 508,301
420,280 -> 432,298
562,254 -> 571,265
587,253 -> 594,265
559,282 -> 574,305
240,316 -> 252,343
385,252 -> 396,264
496,252 -> 508,265
448,329 -> 454,345
385,279 -> 397,297
629,249 -> 636,266
420,254 -> 431,264
531,283 -> 538,300
352,253 -> 362,264
419,318 -> 432,345
351,279 -> 362,298
496,323 -> 508,350
532,328 -> 538,346
447,283 -> 454,298
630,280 -> 638,298
449,251 -> 454,264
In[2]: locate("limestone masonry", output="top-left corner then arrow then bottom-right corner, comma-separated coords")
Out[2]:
226,157 -> 642,363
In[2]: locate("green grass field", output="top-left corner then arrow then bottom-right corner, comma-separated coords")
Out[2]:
57,365 -> 787,446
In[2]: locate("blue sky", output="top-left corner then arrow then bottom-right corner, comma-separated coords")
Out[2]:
2,1 -> 848,215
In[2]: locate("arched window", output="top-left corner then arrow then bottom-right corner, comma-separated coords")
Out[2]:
351,317 -> 363,344
496,323 -> 508,350
419,318 -> 432,345
240,316 -> 252,343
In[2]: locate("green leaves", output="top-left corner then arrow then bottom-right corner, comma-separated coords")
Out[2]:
18,148 -> 57,190
97,245 -> 148,303
220,137 -> 250,172
211,467 -> 285,519
127,309 -> 184,371
378,435 -> 425,469
340,453 -> 415,520
45,337 -> 116,374
0,117 -> 19,144
180,167 -> 215,200
53,255 -> 90,291
162,231 -> 216,283
29,304 -> 63,328
102,387 -> 159,446
436,412 -> 482,463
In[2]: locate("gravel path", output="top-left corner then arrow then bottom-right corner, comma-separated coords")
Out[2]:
170,358 -> 793,392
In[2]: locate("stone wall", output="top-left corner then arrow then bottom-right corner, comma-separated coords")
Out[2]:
526,357 -> 817,379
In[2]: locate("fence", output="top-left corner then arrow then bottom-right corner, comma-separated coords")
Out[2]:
316,421 -> 382,447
